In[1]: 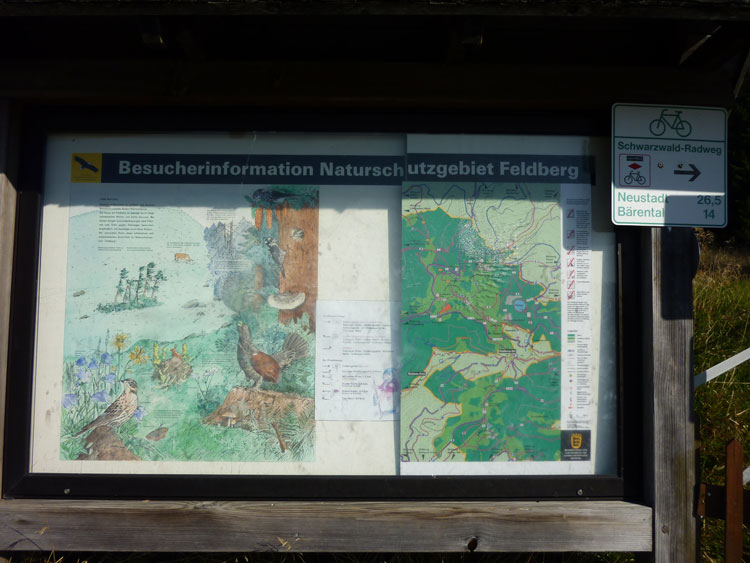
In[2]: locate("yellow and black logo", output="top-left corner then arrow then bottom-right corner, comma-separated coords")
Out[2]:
71,153 -> 102,183
561,429 -> 590,460
570,432 -> 583,449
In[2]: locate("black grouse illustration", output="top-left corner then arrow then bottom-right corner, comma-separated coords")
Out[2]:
236,322 -> 308,387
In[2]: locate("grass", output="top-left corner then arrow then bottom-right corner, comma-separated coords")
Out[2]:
692,234 -> 750,562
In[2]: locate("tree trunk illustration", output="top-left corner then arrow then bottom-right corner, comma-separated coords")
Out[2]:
204,387 -> 313,453
275,202 -> 318,331
253,264 -> 265,309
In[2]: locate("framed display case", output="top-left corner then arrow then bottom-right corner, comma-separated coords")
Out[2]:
3,109 -> 630,500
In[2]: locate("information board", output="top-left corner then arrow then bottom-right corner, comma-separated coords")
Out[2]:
611,103 -> 727,227
29,132 -> 617,479
400,136 -> 602,475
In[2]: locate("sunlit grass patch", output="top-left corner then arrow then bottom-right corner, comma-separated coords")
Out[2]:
693,241 -> 750,561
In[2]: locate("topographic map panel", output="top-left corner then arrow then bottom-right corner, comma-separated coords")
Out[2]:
400,182 -> 562,465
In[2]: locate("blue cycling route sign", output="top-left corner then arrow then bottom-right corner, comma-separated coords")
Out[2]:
611,103 -> 727,227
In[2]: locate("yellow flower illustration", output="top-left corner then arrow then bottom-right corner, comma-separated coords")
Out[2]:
113,333 -> 128,351
129,346 -> 149,365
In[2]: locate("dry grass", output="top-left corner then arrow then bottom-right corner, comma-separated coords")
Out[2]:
692,238 -> 750,562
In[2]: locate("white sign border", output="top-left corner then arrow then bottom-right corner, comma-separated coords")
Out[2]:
611,102 -> 728,228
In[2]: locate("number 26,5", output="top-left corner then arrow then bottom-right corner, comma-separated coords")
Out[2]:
696,196 -> 721,206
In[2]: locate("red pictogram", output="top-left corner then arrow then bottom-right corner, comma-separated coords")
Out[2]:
619,154 -> 651,187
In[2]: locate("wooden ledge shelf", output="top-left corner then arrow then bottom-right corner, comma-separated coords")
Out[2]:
0,499 -> 652,553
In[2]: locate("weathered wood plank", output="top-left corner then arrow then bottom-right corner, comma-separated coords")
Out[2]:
640,227 -> 697,563
0,61 -> 735,110
0,101 -> 18,496
0,499 -> 652,552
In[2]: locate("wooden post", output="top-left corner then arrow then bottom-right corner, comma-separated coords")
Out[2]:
725,439 -> 744,562
0,100 -> 18,497
640,227 -> 697,562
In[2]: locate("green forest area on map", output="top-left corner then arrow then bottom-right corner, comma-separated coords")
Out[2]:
400,182 -> 562,464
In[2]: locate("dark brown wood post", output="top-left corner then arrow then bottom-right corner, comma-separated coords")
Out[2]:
725,439 -> 744,562
640,227 -> 697,563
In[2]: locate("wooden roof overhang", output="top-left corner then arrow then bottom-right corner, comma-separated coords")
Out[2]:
0,3 -> 748,108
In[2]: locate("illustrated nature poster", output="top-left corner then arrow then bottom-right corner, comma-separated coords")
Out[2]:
31,134 -> 407,477
59,178 -> 318,464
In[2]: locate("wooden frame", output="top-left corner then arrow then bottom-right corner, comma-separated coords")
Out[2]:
0,104 -> 659,553
4,107 -> 625,499
0,6 -> 724,551
0,101 -> 17,507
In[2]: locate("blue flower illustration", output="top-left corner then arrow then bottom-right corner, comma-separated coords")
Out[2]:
91,390 -> 110,403
75,356 -> 87,367
62,394 -> 78,409
131,405 -> 147,421
75,368 -> 90,383
104,372 -> 116,384
88,358 -> 98,370
100,352 -> 113,365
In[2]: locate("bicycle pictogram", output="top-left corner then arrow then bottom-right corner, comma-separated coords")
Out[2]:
623,170 -> 646,185
618,153 -> 650,187
649,109 -> 692,137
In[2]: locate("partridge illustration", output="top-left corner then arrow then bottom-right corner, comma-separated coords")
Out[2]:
75,379 -> 139,436
236,322 -> 308,387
